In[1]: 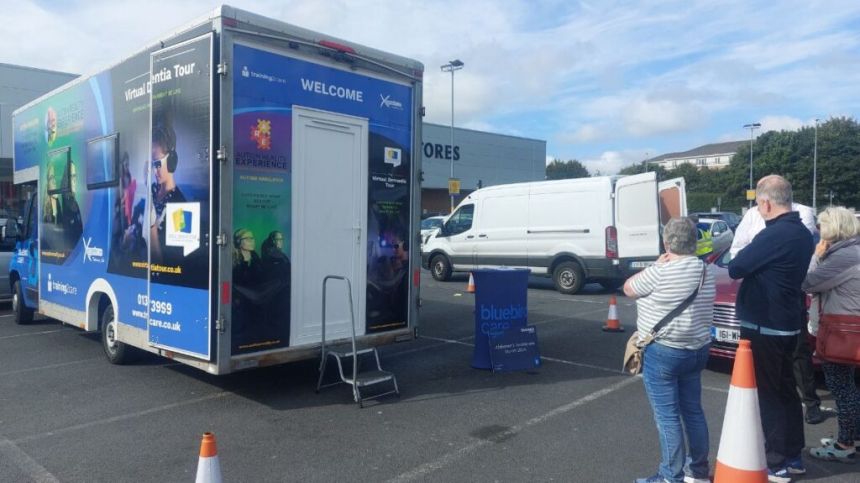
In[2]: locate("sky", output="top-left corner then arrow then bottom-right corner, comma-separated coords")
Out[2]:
3,0 -> 860,174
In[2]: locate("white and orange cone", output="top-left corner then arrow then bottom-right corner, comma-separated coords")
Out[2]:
195,432 -> 223,483
714,339 -> 767,483
601,295 -> 624,332
466,273 -> 476,293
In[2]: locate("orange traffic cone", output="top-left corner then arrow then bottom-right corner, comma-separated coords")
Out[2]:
714,340 -> 767,483
195,432 -> 223,483
601,295 -> 624,332
466,273 -> 476,293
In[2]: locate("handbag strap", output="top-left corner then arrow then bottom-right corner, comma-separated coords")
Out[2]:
646,262 -> 707,341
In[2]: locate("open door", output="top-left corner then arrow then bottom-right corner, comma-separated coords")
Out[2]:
658,177 -> 687,224
614,172 -> 659,258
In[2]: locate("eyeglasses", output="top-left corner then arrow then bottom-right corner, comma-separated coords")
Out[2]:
241,236 -> 255,241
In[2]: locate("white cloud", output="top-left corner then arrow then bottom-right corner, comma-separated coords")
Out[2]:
582,150 -> 649,175
623,98 -> 707,137
760,115 -> 805,133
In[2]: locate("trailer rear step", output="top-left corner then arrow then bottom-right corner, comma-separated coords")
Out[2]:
316,276 -> 399,407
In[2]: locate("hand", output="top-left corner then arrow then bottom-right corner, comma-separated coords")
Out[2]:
815,240 -> 830,259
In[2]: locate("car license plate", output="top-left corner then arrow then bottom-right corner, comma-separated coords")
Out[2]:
711,326 -> 740,343
630,261 -> 654,269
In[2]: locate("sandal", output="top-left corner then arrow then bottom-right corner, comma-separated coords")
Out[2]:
810,441 -> 857,464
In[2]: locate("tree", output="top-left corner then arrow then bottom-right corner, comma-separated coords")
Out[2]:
546,159 -> 590,179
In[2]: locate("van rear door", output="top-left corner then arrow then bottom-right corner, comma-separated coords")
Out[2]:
658,177 -> 687,224
614,172 -> 659,258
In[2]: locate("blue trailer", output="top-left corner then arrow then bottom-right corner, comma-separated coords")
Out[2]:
9,6 -> 423,375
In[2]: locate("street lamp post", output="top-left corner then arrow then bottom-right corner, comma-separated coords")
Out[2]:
441,59 -> 464,213
813,118 -> 819,211
743,122 -> 761,207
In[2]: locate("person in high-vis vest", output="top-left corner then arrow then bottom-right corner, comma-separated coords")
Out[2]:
695,225 -> 713,257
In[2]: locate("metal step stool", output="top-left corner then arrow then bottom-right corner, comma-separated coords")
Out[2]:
315,276 -> 399,407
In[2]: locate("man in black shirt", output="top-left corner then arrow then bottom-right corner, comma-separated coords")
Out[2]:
729,175 -> 815,481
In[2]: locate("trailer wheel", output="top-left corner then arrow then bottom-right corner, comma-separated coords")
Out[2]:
553,261 -> 585,294
101,304 -> 132,365
430,254 -> 452,281
12,281 -> 34,325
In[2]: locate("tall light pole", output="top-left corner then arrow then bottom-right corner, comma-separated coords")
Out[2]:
813,118 -> 819,211
743,122 -> 761,207
441,59 -> 464,213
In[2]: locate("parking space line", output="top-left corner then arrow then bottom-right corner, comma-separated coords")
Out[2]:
0,358 -> 102,378
0,329 -> 69,340
0,438 -> 60,483
13,392 -> 230,445
387,376 -> 640,482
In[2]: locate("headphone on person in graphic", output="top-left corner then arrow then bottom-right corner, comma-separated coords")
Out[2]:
152,123 -> 179,173
233,228 -> 253,249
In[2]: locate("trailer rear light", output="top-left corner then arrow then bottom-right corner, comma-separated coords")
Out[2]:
221,282 -> 230,304
413,268 -> 420,287
605,226 -> 618,259
223,17 -> 238,28
318,40 -> 356,54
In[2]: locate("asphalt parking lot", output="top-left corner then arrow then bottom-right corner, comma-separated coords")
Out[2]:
0,273 -> 856,482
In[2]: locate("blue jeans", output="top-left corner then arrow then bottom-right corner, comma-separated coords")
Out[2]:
643,342 -> 711,482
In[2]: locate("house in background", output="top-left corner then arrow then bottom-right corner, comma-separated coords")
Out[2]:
648,140 -> 747,170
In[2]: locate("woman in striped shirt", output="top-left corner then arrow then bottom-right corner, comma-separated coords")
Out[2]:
624,217 -> 716,483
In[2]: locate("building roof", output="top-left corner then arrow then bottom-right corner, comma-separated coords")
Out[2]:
649,140 -> 747,162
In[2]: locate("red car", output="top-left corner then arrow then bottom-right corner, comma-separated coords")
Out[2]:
708,249 -> 817,361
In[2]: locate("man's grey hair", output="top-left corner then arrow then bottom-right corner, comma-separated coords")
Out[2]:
664,217 -> 698,255
756,174 -> 793,207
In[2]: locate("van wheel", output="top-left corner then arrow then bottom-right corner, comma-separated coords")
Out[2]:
12,281 -> 34,325
553,261 -> 585,294
430,254 -> 452,281
101,305 -> 132,365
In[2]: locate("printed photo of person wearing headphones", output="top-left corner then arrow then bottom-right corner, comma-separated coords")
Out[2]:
149,118 -> 186,266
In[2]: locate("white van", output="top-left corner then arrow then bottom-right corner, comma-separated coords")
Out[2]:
421,172 -> 686,294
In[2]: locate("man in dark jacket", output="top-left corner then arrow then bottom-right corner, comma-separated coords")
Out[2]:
729,175 -> 815,481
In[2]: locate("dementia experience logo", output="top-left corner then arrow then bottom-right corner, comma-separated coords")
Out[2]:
250,118 -> 272,150
166,202 -> 201,256
379,94 -> 403,110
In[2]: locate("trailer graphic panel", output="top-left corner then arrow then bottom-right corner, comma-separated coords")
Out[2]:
232,43 -> 413,354
147,35 -> 213,359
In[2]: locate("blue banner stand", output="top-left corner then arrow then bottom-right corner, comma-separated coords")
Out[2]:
471,268 -> 530,370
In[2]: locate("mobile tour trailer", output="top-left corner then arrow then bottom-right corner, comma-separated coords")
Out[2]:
9,5 -> 424,375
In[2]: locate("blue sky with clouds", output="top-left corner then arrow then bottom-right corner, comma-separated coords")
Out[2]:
4,0 -> 860,173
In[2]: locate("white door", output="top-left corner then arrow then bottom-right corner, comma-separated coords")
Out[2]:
292,107 -> 368,346
614,172 -> 659,258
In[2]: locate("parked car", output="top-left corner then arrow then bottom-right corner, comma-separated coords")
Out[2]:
420,216 -> 446,245
690,211 -> 741,231
708,248 -> 817,362
696,218 -> 734,257
0,217 -> 19,303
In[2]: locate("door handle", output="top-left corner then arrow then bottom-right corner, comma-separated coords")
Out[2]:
466,235 -> 474,239
478,234 -> 487,238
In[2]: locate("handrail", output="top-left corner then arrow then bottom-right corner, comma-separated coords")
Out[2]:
321,275 -> 358,398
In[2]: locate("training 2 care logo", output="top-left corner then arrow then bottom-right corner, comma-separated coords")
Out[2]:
250,118 -> 272,150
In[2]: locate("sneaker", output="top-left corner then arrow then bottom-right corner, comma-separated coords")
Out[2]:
635,476 -> 670,483
767,466 -> 792,483
683,476 -> 710,483
809,440 -> 857,464
784,455 -> 806,474
805,405 -> 836,424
